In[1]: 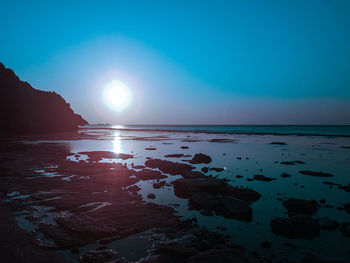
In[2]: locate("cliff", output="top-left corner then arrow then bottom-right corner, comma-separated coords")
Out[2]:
0,62 -> 88,135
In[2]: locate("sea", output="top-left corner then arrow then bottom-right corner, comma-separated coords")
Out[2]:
82,124 -> 350,137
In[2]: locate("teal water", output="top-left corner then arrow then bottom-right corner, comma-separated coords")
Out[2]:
82,125 -> 350,137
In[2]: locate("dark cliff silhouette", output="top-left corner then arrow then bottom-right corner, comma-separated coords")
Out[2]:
0,62 -> 88,135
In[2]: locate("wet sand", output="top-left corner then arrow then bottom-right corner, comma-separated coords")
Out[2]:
0,128 -> 349,262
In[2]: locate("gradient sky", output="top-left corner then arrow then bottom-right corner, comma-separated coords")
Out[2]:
1,0 -> 350,124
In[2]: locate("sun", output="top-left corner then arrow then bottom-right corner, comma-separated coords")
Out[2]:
103,80 -> 132,111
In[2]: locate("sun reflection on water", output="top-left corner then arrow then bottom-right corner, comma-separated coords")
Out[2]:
112,132 -> 122,153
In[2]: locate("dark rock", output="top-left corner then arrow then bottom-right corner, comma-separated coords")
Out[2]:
281,173 -> 291,178
344,203 -> 350,214
319,219 -> 339,231
339,222 -> 350,237
186,247 -> 259,263
189,153 -> 212,164
0,62 -> 88,135
283,198 -> 319,215
153,181 -> 166,189
200,210 -> 214,216
182,171 -> 205,178
261,241 -> 271,249
78,151 -> 134,162
147,193 -> 156,199
252,174 -> 276,182
201,167 -> 209,173
270,215 -> 320,239
301,253 -> 347,263
299,170 -> 334,177
79,249 -> 117,263
145,159 -> 194,176
145,147 -> 157,150
134,169 -> 167,180
189,193 -> 221,210
338,184 -> 350,193
180,146 -> 189,149
221,196 -> 252,220
270,142 -> 287,145
164,154 -> 184,158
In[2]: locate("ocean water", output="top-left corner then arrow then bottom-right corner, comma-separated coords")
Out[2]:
82,125 -> 350,137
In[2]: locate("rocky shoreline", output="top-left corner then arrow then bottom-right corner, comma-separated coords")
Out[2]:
0,131 -> 349,263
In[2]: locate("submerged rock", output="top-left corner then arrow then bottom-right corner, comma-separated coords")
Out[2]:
339,222 -> 350,237
299,170 -> 334,177
252,174 -> 276,182
79,248 -> 118,263
338,184 -> 350,193
270,215 -> 320,239
319,219 -> 339,231
283,198 -> 319,216
164,154 -> 184,158
281,173 -> 291,178
221,196 -> 252,220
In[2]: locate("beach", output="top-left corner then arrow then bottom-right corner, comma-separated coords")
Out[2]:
0,126 -> 349,262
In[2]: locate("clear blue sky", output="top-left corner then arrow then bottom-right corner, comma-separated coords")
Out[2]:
1,0 -> 349,124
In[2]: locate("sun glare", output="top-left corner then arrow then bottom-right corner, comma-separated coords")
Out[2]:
103,80 -> 131,111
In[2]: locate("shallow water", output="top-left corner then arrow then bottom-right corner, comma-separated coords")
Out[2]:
18,128 -> 350,261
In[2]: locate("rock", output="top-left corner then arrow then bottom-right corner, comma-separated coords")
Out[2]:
173,178 -> 227,198
189,153 -> 212,164
134,169 -> 167,180
145,147 -> 157,150
221,196 -> 252,220
299,171 -> 334,177
270,142 -> 287,145
164,154 -> 184,158
252,174 -> 276,181
79,249 -> 117,263
261,241 -> 271,249
270,215 -> 320,239
280,160 -> 305,165
153,181 -> 166,189
0,62 -> 88,135
319,219 -> 339,231
281,173 -> 291,178
338,184 -> 350,193
147,193 -> 156,199
155,242 -> 199,259
200,210 -> 214,216
344,203 -> 350,214
182,171 -> 205,178
201,167 -> 209,173
186,247 -> 259,263
301,253 -> 347,263
180,146 -> 189,149
145,159 -> 195,176
78,151 -> 134,162
189,193 -> 221,210
339,222 -> 350,237
283,198 -> 319,215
